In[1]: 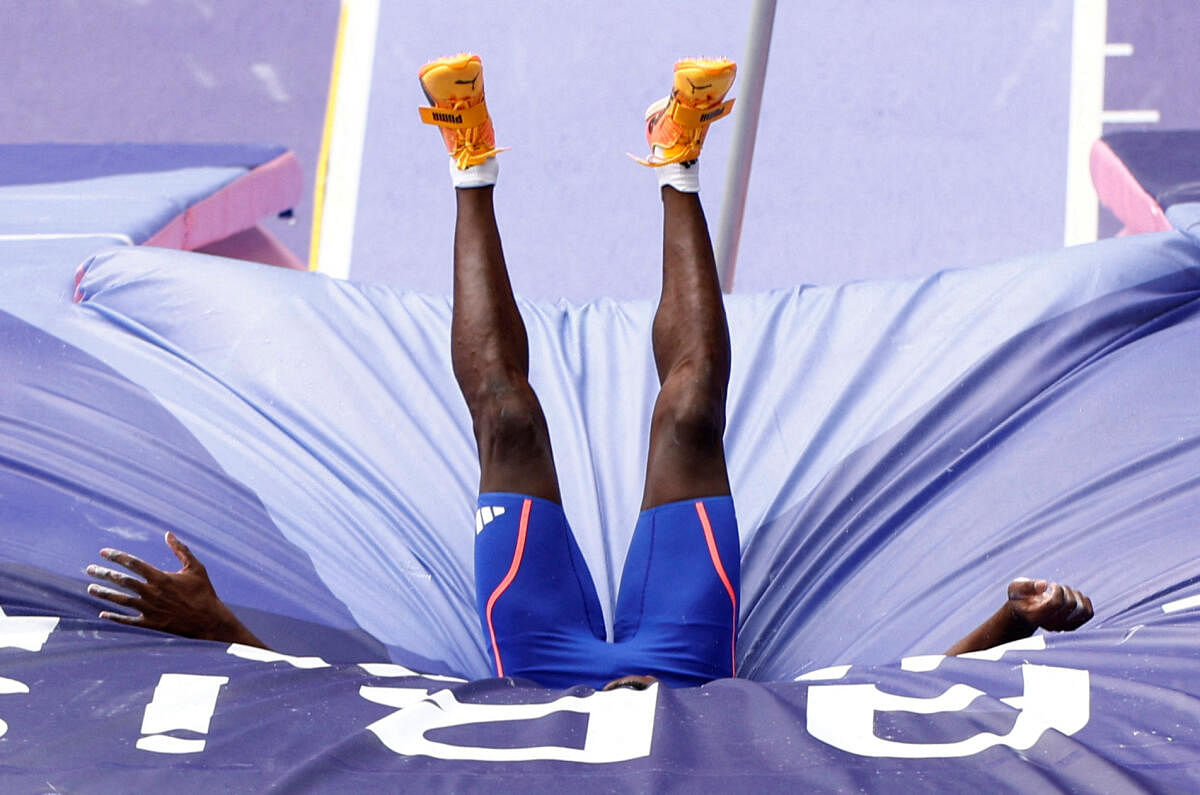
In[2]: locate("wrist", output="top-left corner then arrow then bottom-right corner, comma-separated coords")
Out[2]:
1002,602 -> 1037,638
198,602 -> 249,644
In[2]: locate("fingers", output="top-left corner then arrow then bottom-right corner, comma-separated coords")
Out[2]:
165,531 -> 199,569
166,532 -> 206,574
86,564 -> 146,595
1008,578 -> 1047,600
1064,586 -> 1094,629
1007,576 -> 1095,633
1054,586 -> 1081,626
86,566 -> 148,625
88,585 -> 150,627
87,583 -> 140,609
99,548 -> 166,582
99,610 -> 144,626
1025,581 -> 1094,631
1044,582 -> 1074,621
1058,585 -> 1087,619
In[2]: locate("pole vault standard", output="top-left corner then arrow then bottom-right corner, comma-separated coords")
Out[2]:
715,0 -> 778,293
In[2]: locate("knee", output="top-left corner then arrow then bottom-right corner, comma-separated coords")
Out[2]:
468,382 -> 550,461
653,365 -> 727,452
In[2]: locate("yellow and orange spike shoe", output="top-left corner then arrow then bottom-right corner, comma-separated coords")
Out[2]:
418,53 -> 507,170
634,58 -> 737,167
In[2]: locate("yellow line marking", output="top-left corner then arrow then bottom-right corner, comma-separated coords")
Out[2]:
309,0 -> 349,271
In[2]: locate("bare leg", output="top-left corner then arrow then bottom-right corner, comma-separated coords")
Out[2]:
640,186 -> 732,510
451,186 -> 561,503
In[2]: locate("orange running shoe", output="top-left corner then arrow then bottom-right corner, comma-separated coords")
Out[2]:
418,53 -> 506,169
634,58 -> 736,167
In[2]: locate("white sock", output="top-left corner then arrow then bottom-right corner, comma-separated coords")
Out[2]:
450,156 -> 499,189
654,150 -> 700,193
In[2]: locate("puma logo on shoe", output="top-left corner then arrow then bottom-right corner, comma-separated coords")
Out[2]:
646,110 -> 664,135
431,111 -> 463,124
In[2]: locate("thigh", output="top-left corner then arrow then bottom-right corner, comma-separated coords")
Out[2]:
474,493 -> 607,679
613,496 -> 740,680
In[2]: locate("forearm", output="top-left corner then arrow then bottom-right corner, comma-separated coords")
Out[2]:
946,603 -> 1035,656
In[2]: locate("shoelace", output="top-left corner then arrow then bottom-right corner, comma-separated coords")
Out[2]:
631,99 -> 715,167
446,98 -> 503,170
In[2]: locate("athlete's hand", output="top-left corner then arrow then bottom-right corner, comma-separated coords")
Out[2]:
1006,578 -> 1093,633
86,532 -> 265,647
947,577 -> 1094,655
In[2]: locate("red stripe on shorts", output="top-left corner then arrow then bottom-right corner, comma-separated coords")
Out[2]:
695,500 -> 738,677
485,498 -> 532,677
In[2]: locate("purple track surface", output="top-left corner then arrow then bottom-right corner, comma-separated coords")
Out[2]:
0,0 -> 338,263
4,1 -> 1195,294
353,1 -> 1074,298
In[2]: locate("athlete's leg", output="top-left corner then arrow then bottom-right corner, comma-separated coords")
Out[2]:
640,184 -> 732,509
452,185 -> 610,676
451,185 -> 561,503
638,58 -> 738,510
613,187 -> 739,679
418,53 -> 559,502
421,54 -> 605,683
614,60 -> 740,683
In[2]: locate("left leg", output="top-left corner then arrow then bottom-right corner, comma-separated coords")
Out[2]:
640,184 -> 731,511
613,60 -> 740,683
616,187 -> 739,682
420,55 -> 606,683
635,58 -> 737,510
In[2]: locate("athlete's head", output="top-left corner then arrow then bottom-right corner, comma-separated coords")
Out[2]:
601,674 -> 660,691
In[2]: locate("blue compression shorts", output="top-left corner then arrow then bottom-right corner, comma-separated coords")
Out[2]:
474,492 -> 739,689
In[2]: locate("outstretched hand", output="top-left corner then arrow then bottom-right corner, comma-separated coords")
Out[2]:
86,532 -> 266,648
1006,578 -> 1093,633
